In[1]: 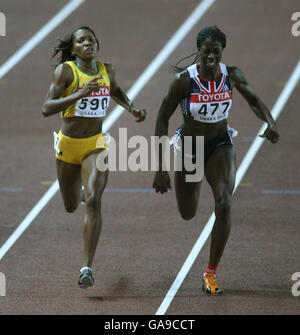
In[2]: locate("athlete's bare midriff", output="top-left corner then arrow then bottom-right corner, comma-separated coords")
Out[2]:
181,111 -> 228,141
61,117 -> 104,138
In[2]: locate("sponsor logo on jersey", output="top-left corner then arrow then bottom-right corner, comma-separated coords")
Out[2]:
78,85 -> 110,97
190,90 -> 232,103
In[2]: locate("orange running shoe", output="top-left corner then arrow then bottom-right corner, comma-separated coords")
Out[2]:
201,273 -> 223,295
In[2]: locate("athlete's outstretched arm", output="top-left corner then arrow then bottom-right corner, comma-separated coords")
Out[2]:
228,66 -> 279,143
105,63 -> 146,122
153,71 -> 189,193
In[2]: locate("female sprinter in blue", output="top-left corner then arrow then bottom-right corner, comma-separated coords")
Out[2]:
152,26 -> 279,295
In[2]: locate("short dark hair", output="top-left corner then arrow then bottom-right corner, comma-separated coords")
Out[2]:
197,25 -> 226,49
52,26 -> 99,66
171,25 -> 226,73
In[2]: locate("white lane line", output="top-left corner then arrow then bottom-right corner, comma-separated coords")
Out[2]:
155,59 -> 300,315
0,0 -> 85,79
0,0 -> 215,261
0,181 -> 59,260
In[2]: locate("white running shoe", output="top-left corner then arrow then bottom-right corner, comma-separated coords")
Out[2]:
78,266 -> 94,289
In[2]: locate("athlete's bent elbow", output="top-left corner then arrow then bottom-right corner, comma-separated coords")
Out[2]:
42,103 -> 52,117
42,108 -> 48,117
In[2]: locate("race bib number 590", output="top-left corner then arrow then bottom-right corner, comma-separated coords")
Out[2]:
75,86 -> 110,117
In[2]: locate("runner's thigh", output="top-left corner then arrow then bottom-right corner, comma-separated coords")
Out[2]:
204,145 -> 236,200
56,159 -> 82,211
175,170 -> 202,219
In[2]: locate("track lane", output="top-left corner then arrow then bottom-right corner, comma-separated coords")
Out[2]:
0,0 -> 299,315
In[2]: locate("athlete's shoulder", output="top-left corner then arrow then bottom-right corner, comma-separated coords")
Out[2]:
61,60 -> 76,73
102,62 -> 114,71
227,65 -> 242,76
174,69 -> 190,82
227,65 -> 246,84
53,62 -> 74,84
169,70 -> 189,92
101,62 -> 114,77
167,69 -> 189,98
54,61 -> 72,72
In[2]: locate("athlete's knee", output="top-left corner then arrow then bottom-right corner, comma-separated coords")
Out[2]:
178,207 -> 197,221
215,192 -> 232,221
64,202 -> 79,213
181,213 -> 196,221
85,193 -> 102,212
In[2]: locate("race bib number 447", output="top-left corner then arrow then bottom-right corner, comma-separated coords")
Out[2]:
75,86 -> 110,117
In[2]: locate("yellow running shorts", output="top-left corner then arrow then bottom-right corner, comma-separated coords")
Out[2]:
53,130 -> 108,165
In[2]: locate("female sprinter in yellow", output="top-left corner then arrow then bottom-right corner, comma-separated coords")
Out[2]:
42,26 -> 146,288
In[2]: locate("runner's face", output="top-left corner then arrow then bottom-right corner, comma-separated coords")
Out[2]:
198,40 -> 223,69
72,29 -> 98,60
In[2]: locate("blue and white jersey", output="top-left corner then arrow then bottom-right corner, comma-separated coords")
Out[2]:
180,63 -> 233,123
